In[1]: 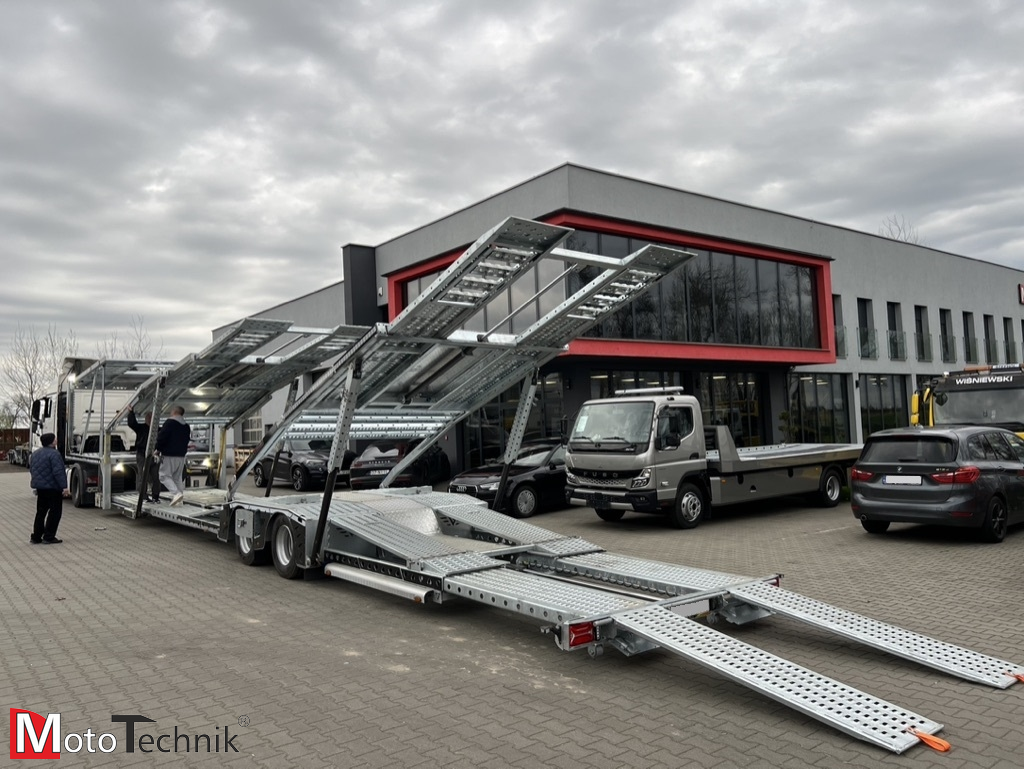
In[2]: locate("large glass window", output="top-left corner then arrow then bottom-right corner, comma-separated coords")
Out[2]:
785,373 -> 850,443
695,371 -> 765,447
859,374 -> 909,437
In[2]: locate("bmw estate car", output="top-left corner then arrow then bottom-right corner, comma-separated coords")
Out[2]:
448,441 -> 567,518
850,425 -> 1024,543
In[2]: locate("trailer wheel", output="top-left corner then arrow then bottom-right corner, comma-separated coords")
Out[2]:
595,508 -> 624,522
817,467 -> 844,507
236,518 -> 269,566
978,496 -> 1008,543
861,519 -> 890,534
509,485 -> 538,518
70,468 -> 86,508
670,483 -> 705,529
271,517 -> 302,579
291,466 -> 310,492
252,464 -> 267,488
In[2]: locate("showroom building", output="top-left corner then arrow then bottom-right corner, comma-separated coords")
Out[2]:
216,163 -> 1024,468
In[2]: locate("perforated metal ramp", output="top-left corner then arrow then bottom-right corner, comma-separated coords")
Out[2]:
546,551 -> 752,595
614,604 -> 943,754
730,581 -> 1024,688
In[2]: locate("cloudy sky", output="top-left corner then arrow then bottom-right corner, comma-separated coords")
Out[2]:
3,0 -> 1022,361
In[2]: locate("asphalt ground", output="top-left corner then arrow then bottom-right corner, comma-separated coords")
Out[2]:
2,461 -> 1023,768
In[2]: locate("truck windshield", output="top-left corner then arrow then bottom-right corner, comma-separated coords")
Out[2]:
570,402 -> 654,450
932,387 -> 1024,430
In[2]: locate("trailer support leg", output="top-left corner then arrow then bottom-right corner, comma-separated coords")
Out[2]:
311,361 -> 361,566
492,373 -> 539,512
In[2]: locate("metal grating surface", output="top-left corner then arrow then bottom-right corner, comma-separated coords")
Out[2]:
555,552 -> 750,594
615,605 -> 941,754
731,581 -> 1024,688
416,552 -> 505,577
531,537 -> 606,557
445,568 -> 646,621
412,492 -> 579,545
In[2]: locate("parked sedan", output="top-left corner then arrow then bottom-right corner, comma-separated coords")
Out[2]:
251,439 -> 355,492
349,440 -> 451,490
448,442 -> 567,518
850,425 -> 1024,542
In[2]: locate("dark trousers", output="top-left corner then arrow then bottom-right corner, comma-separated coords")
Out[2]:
33,489 -> 64,541
137,454 -> 161,499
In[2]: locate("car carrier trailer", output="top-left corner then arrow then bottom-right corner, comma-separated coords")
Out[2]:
76,216 -> 1020,754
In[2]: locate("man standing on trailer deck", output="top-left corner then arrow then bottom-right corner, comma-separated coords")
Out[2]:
155,405 -> 191,506
127,406 -> 161,502
29,433 -> 70,544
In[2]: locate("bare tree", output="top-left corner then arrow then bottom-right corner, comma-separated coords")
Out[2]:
0,324 -> 79,426
0,401 -> 17,430
878,214 -> 921,244
94,314 -> 166,360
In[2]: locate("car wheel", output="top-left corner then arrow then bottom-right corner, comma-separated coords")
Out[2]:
271,517 -> 302,579
596,508 -> 624,522
252,464 -> 267,488
817,467 -> 844,507
509,485 -> 538,518
291,466 -> 310,492
861,519 -> 890,534
979,496 -> 1008,543
670,482 -> 705,529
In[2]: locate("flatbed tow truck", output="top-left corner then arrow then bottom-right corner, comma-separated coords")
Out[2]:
64,217 -> 1020,754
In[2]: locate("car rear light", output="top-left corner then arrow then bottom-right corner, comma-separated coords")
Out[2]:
931,466 -> 981,484
850,467 -> 873,481
567,622 -> 596,648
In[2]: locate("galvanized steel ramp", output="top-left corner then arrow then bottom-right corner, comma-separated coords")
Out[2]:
614,604 -> 943,754
729,581 -> 1024,688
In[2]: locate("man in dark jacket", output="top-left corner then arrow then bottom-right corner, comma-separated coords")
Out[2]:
127,405 -> 161,502
155,405 -> 191,506
29,432 -> 70,544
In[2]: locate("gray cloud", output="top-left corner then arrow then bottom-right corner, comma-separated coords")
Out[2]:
2,0 -> 1022,359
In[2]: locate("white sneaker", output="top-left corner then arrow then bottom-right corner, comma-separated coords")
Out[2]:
170,492 -> 184,506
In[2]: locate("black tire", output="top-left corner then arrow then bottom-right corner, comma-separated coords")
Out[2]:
235,515 -> 269,566
670,482 -> 705,529
979,496 -> 1008,543
509,485 -> 538,518
596,508 -> 624,522
270,517 -> 302,579
291,466 -> 310,492
818,467 -> 844,507
861,519 -> 890,534
70,468 -> 86,508
252,464 -> 267,488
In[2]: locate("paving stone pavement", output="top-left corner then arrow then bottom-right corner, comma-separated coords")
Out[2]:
2,463 -> 1023,768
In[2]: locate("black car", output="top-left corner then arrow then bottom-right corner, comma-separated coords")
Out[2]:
349,440 -> 451,490
251,439 -> 355,492
448,442 -> 567,518
851,425 -> 1024,542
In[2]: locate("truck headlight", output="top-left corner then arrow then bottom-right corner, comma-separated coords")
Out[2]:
566,470 -> 578,484
630,468 -> 652,489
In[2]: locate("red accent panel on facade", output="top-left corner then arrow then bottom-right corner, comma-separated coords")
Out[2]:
567,338 -> 836,365
386,248 -> 462,321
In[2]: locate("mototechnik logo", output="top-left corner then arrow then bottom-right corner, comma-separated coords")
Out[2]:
10,709 -> 240,759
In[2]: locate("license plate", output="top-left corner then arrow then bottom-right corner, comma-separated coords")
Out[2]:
369,469 -> 389,476
883,475 -> 922,485
585,492 -> 607,505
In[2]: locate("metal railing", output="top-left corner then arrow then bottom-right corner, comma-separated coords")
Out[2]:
857,327 -> 877,360
984,337 -> 1000,365
964,336 -> 979,365
914,332 -> 933,363
887,330 -> 906,361
940,335 -> 957,364
1005,340 -> 1019,365
835,326 -> 847,358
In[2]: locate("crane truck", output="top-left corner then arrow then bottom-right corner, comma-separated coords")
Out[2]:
912,363 -> 1024,436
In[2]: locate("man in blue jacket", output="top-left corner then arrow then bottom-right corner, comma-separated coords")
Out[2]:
155,405 -> 191,506
30,432 -> 70,544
